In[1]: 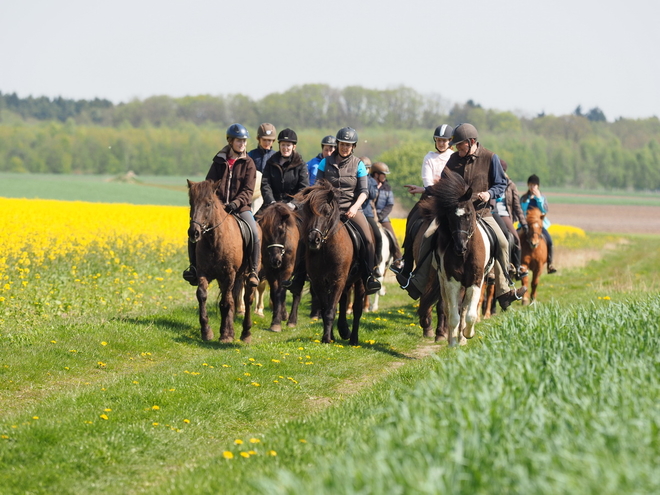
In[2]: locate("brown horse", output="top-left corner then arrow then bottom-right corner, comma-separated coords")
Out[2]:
187,180 -> 257,343
258,203 -> 302,333
421,170 -> 493,347
519,208 -> 548,305
296,181 -> 364,345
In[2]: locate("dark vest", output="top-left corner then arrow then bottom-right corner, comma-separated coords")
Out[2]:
444,144 -> 495,214
322,153 -> 361,210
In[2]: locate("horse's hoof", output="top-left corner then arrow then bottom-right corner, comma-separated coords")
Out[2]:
269,324 -> 282,333
201,330 -> 214,341
255,310 -> 264,317
522,298 -> 530,306
240,336 -> 252,344
219,336 -> 233,344
435,334 -> 447,343
463,328 -> 475,339
237,310 -> 245,316
423,329 -> 434,338
287,321 -> 297,328
459,337 -> 468,346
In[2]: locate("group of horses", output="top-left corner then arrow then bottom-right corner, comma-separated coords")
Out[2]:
186,173 -> 548,348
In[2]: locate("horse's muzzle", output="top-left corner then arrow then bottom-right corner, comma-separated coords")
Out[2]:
188,225 -> 201,244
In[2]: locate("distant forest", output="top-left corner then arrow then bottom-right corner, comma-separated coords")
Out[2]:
1,85 -> 659,191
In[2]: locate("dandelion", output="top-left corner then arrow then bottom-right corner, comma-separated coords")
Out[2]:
267,450 -> 277,456
104,408 -> 112,412
234,439 -> 244,445
271,359 -> 280,363
50,340 -> 57,344
244,372 -> 251,376
98,361 -> 106,367
249,438 -> 260,443
251,382 -> 260,387
248,450 -> 257,455
99,414 -> 108,420
1,435 -> 9,439
69,350 -> 77,353
152,405 -> 160,410
101,341 -> 108,346
183,419 -> 190,424
132,381 -> 139,384
32,416 -> 39,420
248,358 -> 255,362
222,364 -> 230,368
299,439 -> 307,443
223,451 -> 234,459
240,452 -> 250,458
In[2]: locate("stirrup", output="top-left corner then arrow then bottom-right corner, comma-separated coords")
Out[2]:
365,276 -> 381,296
389,259 -> 404,274
182,265 -> 198,286
247,271 -> 259,287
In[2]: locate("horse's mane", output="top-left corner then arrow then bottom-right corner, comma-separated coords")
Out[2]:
188,179 -> 218,204
294,180 -> 342,235
526,207 -> 543,223
260,202 -> 297,233
419,169 -> 472,220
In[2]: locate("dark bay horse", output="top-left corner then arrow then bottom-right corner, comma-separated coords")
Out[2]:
296,181 -> 364,345
519,208 -> 548,305
258,203 -> 302,332
421,171 -> 493,347
187,180 -> 257,343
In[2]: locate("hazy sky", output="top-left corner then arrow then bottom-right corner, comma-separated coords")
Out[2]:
1,0 -> 658,121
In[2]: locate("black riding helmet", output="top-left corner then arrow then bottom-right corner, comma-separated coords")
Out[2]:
336,127 -> 358,144
448,123 -> 478,146
321,135 -> 337,147
278,128 -> 298,143
433,124 -> 453,141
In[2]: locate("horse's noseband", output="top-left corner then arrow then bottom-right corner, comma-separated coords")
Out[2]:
309,227 -> 330,244
267,243 -> 286,255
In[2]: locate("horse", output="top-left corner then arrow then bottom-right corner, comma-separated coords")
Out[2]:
187,180 -> 258,344
367,223 -> 395,313
519,207 -> 548,305
296,180 -> 364,345
421,170 -> 494,347
257,203 -> 302,332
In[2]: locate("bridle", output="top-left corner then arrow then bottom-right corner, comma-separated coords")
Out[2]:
189,199 -> 230,241
267,243 -> 286,256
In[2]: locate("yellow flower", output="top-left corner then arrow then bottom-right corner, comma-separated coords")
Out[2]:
101,341 -> 108,346
99,414 -> 109,420
152,422 -> 159,426
1,435 -> 9,439
299,439 -> 307,443
183,419 -> 190,424
152,405 -> 160,410
234,439 -> 244,445
251,382 -> 260,387
50,340 -> 57,344
104,408 -> 112,412
240,452 -> 250,458
222,451 -> 234,459
267,450 -> 277,456
32,416 -> 39,420
249,438 -> 260,444
248,450 -> 257,455
271,359 -> 280,363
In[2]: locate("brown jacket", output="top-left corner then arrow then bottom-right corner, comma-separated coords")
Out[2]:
205,145 -> 256,213
504,178 -> 527,227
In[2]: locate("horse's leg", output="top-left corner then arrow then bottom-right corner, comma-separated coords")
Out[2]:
219,275 -> 236,343
531,266 -> 541,303
346,286 -> 353,315
255,279 -> 266,317
462,285 -> 482,340
350,281 -> 366,346
443,278 -> 462,347
520,262 -> 530,306
196,277 -> 213,341
364,294 -> 371,313
435,302 -> 447,342
269,279 -> 284,333
419,285 -> 436,338
321,300 -> 337,344
337,290 -> 351,340
240,280 -> 254,343
287,290 -> 301,328
236,286 -> 245,315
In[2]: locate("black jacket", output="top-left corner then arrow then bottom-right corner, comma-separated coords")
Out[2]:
261,151 -> 310,205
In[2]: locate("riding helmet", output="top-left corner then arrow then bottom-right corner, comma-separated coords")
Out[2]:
321,135 -> 337,147
277,128 -> 298,143
226,123 -> 250,140
336,127 -> 358,144
433,124 -> 454,141
257,123 -> 277,139
370,162 -> 390,175
448,123 -> 478,146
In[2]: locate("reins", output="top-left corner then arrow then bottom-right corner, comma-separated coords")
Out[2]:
189,200 -> 232,241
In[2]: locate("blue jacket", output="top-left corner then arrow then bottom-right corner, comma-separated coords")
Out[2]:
372,180 -> 395,223
520,191 -> 551,228
362,176 -> 378,218
248,147 -> 276,173
307,153 -> 323,185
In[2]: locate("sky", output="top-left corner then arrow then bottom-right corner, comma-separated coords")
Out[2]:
1,0 -> 658,121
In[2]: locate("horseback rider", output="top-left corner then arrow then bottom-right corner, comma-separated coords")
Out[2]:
307,135 -> 337,185
391,124 -> 454,295
315,127 -> 382,295
182,123 -> 261,288
369,161 -> 403,267
260,128 -> 310,212
443,123 -> 526,309
361,156 -> 384,274
520,174 -> 557,273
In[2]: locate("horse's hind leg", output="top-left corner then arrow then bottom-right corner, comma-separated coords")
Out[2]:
462,285 -> 482,340
349,281 -> 366,346
269,280 -> 284,333
219,277 -> 236,343
240,281 -> 254,343
337,291 -> 351,340
287,291 -> 301,328
255,279 -> 266,317
197,278 -> 213,341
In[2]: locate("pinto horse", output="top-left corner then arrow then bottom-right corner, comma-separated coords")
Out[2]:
187,180 -> 257,343
296,181 -> 364,345
257,203 -> 302,332
519,208 -> 548,305
421,170 -> 494,347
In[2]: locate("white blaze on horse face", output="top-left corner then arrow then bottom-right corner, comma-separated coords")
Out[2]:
455,207 -> 467,217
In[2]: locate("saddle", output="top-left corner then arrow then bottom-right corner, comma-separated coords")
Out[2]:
476,218 -> 500,274
344,220 -> 365,277
233,213 -> 254,252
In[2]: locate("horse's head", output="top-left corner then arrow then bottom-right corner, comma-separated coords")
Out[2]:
525,208 -> 544,249
298,181 -> 341,252
447,189 -> 475,256
260,203 -> 297,269
187,179 -> 222,243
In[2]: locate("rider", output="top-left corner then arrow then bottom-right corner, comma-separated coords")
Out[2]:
248,123 -> 277,173
182,123 -> 261,288
443,123 -> 526,310
520,174 -> 556,274
260,128 -> 310,211
391,124 -> 454,294
315,127 -> 381,295
369,161 -> 403,268
307,135 -> 337,185
361,156 -> 384,274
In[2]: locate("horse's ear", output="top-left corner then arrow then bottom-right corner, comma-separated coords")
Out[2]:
212,179 -> 222,193
187,179 -> 194,189
459,187 -> 473,203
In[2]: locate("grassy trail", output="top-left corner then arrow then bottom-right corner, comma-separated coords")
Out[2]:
1,235 -> 659,494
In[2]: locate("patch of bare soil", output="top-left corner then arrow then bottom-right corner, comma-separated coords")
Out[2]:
547,204 -> 660,235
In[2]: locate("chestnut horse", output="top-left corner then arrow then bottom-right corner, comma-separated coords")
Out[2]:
258,203 -> 302,332
297,181 -> 364,345
421,170 -> 493,347
519,208 -> 548,305
187,180 -> 257,343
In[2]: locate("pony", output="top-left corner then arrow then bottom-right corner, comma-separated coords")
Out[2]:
519,207 -> 548,305
367,223 -> 396,312
421,170 -> 493,347
187,180 -> 258,343
257,202 -> 302,332
296,180 -> 364,345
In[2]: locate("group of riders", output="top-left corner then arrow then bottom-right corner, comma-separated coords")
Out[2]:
183,121 -> 556,310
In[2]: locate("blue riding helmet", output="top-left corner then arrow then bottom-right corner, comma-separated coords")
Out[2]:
226,123 -> 250,140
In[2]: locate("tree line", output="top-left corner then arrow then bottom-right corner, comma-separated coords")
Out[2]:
1,85 -> 659,192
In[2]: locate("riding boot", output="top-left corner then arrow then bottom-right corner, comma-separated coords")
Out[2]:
510,242 -> 522,280
182,241 -> 198,286
362,238 -> 381,296
547,241 -> 557,274
248,233 -> 260,288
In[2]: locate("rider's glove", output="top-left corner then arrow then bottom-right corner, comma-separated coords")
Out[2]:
225,201 -> 239,213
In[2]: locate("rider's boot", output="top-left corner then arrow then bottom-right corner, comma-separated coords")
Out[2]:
248,234 -> 260,288
547,242 -> 557,274
497,286 -> 527,311
182,241 -> 199,286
